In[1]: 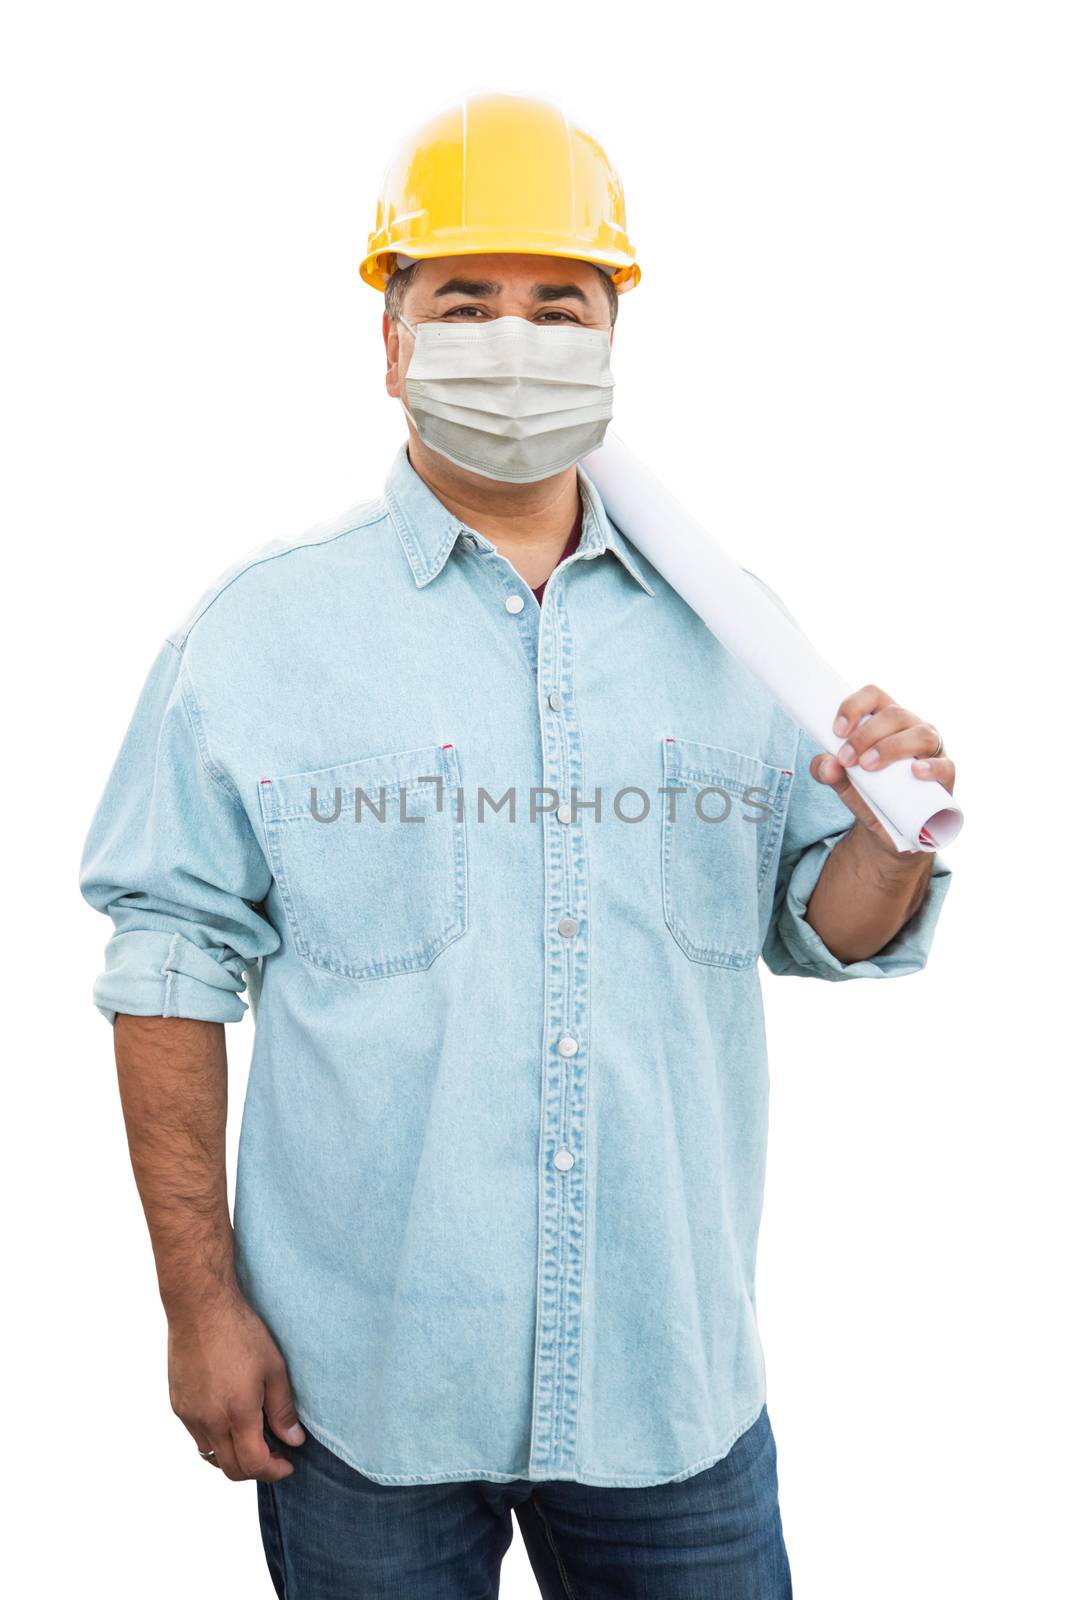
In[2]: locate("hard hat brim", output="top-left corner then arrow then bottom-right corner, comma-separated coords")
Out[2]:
360,240 -> 641,295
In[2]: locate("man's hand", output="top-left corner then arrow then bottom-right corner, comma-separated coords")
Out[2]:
111,1015 -> 307,1484
168,1285 -> 306,1482
809,682 -> 956,847
801,684 -> 955,963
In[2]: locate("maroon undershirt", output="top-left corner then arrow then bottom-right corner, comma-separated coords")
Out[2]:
531,499 -> 584,605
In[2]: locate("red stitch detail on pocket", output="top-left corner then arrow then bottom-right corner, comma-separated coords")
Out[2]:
260,779 -> 272,785
782,770 -> 793,776
665,737 -> 675,742
441,743 -> 454,749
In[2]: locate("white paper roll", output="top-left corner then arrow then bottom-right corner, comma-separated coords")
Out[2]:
582,430 -> 962,853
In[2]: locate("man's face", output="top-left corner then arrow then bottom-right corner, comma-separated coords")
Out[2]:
383,252 -> 615,405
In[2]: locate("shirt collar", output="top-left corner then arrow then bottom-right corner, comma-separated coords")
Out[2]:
383,442 -> 654,596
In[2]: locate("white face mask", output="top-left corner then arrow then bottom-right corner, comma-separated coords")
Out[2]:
397,313 -> 614,483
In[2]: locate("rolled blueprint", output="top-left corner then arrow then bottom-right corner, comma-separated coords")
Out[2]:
581,430 -> 962,853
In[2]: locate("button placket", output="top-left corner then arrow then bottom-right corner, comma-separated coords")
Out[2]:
478,549 -> 541,674
528,580 -> 590,1480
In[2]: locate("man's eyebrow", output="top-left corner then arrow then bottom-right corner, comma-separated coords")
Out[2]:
433,278 -> 502,298
531,282 -> 590,304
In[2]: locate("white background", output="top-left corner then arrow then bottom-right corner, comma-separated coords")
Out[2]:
4,2 -> 1071,1595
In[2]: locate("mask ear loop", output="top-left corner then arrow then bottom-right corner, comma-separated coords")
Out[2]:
395,315 -> 418,435
394,321 -> 428,444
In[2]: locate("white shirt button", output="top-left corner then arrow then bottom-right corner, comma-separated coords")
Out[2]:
557,1034 -> 579,1058
548,690 -> 564,712
556,802 -> 573,824
461,533 -> 478,550
558,916 -> 580,938
552,1148 -> 575,1172
505,594 -> 525,615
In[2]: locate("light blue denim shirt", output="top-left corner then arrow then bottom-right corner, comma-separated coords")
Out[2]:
80,442 -> 952,1487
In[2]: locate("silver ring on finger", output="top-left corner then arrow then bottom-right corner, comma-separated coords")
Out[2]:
198,1448 -> 216,1460
930,730 -> 944,758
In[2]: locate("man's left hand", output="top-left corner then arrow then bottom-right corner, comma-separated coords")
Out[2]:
809,683 -> 956,854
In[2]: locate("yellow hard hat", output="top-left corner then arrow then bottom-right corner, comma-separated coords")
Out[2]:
360,90 -> 641,295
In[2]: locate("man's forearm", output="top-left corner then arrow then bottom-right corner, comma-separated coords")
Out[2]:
805,821 -> 934,964
113,1015 -> 240,1317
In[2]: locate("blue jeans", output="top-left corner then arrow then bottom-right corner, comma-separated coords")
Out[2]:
256,1405 -> 792,1598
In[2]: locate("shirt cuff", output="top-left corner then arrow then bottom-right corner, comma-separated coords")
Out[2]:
92,930 -> 250,1025
768,830 -> 954,980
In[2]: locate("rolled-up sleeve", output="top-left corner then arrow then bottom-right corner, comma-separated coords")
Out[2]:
80,641 -> 280,1024
762,727 -> 953,981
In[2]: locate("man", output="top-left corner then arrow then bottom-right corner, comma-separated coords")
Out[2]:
81,91 -> 954,1598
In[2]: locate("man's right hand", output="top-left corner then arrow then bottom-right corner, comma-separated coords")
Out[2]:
167,1287 -> 307,1482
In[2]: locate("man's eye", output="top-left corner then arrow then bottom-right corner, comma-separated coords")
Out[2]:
535,311 -> 579,323
443,305 -> 489,318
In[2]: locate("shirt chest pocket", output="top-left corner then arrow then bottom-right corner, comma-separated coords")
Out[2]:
661,737 -> 793,970
258,744 -> 467,981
